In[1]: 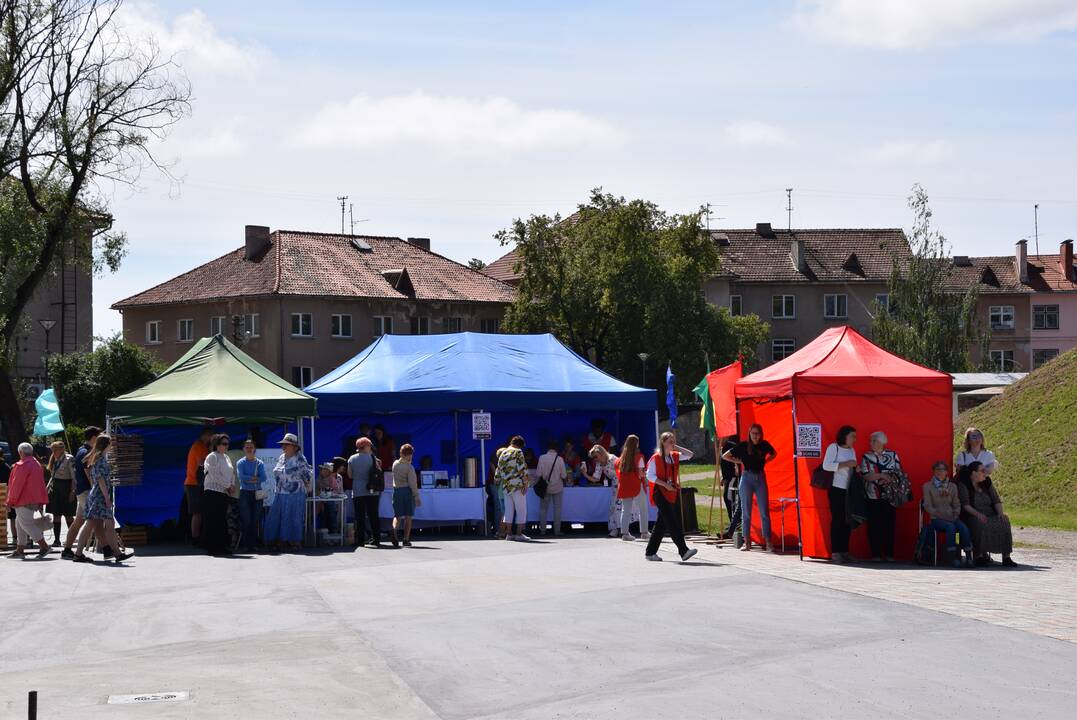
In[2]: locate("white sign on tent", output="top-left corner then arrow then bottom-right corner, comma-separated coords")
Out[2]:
472,412 -> 492,440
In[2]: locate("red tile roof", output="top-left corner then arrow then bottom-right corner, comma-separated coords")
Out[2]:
112,231 -> 516,309
946,253 -> 1077,294
711,228 -> 910,283
484,248 -> 522,284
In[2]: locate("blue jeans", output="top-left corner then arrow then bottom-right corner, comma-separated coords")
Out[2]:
238,489 -> 261,548
929,518 -> 972,551
740,470 -> 771,544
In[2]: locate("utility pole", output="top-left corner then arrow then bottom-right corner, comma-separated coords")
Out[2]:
337,195 -> 349,234
786,188 -> 793,232
1034,203 -> 1040,257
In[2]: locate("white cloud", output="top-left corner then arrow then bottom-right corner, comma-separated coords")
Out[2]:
864,139 -> 954,164
172,117 -> 248,159
293,91 -> 625,153
721,121 -> 793,147
118,3 -> 263,76
795,0 -> 1077,49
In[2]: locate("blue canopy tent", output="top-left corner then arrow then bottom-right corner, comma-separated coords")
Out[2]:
305,332 -> 658,528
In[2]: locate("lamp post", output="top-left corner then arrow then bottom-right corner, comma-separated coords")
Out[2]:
38,319 -> 56,387
637,352 -> 650,387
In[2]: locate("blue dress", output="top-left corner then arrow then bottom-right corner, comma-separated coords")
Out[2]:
263,453 -> 311,543
84,456 -> 113,520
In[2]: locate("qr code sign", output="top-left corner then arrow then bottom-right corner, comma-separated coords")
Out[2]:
796,423 -> 822,457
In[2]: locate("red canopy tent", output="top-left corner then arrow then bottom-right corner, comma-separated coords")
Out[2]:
733,326 -> 952,560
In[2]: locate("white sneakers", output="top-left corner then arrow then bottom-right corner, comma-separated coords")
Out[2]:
621,534 -> 636,541
608,529 -> 619,538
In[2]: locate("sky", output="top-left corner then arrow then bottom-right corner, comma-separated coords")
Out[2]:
93,0 -> 1077,337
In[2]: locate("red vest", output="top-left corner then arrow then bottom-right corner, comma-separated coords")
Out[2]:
649,451 -> 680,505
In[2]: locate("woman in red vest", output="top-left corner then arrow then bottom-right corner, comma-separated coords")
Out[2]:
615,434 -> 649,541
643,431 -> 697,562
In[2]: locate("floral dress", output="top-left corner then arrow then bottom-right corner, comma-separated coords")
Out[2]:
264,452 -> 312,543
84,455 -> 113,520
495,447 -> 528,494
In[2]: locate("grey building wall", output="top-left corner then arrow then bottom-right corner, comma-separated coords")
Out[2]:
14,260 -> 93,389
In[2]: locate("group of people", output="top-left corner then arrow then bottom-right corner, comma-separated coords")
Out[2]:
4,426 -> 131,563
717,423 -> 1016,568
490,430 -> 699,563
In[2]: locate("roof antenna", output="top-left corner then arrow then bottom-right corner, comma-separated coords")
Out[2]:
337,195 -> 349,234
1034,203 -> 1040,257
786,188 -> 793,232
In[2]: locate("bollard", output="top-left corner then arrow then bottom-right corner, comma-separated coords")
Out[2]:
28,690 -> 37,720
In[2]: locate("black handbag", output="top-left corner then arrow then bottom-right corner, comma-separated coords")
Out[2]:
810,465 -> 834,490
368,459 -> 386,493
534,458 -> 557,499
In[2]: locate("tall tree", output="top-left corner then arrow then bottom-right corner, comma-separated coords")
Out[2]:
872,184 -> 990,371
0,0 -> 190,444
497,189 -> 769,398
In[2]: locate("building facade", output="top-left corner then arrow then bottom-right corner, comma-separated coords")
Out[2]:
113,227 -> 514,385
703,225 -> 909,365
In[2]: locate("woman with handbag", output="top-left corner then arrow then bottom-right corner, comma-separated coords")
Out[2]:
8,442 -> 52,558
643,432 -> 697,562
536,440 -> 566,536
722,423 -> 777,552
859,432 -> 905,563
236,438 -> 268,552
822,425 -> 858,563
349,437 -> 383,547
45,440 -> 76,547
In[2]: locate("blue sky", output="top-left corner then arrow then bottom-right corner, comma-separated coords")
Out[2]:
97,0 -> 1077,336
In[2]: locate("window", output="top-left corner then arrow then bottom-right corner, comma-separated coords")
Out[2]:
874,293 -> 890,314
772,339 -> 795,362
989,305 -> 1015,330
243,313 -> 261,338
1033,304 -> 1059,330
331,314 -> 352,338
729,295 -> 742,316
771,295 -> 795,319
989,349 -> 1015,371
444,317 -> 463,333
481,318 -> 501,334
373,316 -> 393,336
410,316 -> 430,335
1033,348 -> 1059,369
177,318 -> 194,342
291,312 -> 312,337
209,316 -> 226,336
823,294 -> 848,319
146,320 -> 161,344
291,366 -> 313,388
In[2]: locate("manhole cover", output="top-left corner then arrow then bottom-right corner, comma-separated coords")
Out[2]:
107,691 -> 190,705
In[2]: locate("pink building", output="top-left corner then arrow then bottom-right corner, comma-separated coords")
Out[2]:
1026,239 -> 1077,368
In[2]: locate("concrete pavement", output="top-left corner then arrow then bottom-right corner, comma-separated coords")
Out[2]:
2,536 -> 1076,718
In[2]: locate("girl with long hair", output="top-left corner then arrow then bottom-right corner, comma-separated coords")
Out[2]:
722,423 -> 777,552
822,425 -> 858,562
73,435 -> 131,564
643,432 -> 697,562
615,434 -> 649,541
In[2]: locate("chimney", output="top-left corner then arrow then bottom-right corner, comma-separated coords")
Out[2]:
755,222 -> 775,238
407,237 -> 431,252
791,238 -> 807,273
1061,239 -> 1074,282
1015,239 -> 1029,284
245,225 -> 271,260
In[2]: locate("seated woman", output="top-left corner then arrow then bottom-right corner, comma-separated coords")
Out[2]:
922,461 -> 975,568
958,461 -> 1017,567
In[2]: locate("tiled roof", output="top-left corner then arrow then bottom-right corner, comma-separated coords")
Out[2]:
711,228 -> 910,283
112,231 -> 516,309
484,248 -> 522,284
943,254 -> 1077,294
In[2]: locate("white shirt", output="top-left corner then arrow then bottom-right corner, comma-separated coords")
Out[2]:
822,443 -> 857,490
588,458 -> 618,486
956,448 -> 997,474
535,450 -> 567,494
203,451 -> 235,494
645,447 -> 695,482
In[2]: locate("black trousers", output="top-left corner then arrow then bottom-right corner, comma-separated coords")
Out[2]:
828,486 -> 850,554
203,489 -> 231,555
645,491 -> 689,557
353,495 -> 381,545
865,498 -> 895,558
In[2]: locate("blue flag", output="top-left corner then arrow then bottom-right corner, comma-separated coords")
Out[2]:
666,364 -> 677,428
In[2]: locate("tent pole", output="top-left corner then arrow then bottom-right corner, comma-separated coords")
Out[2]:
791,397 -> 804,561
707,436 -> 722,538
479,409 -> 487,537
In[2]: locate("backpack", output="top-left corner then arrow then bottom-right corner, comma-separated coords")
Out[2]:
368,458 -> 385,493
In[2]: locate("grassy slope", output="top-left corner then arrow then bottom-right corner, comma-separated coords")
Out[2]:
956,348 -> 1077,531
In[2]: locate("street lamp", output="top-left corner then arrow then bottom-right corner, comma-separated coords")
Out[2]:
38,319 -> 56,387
637,352 -> 650,387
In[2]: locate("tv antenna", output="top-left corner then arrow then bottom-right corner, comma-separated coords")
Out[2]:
786,188 -> 793,231
349,203 -> 370,234
1034,203 -> 1040,257
702,202 -> 726,232
336,195 -> 349,234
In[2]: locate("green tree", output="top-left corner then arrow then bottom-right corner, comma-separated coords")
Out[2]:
47,334 -> 164,428
872,184 -> 990,372
497,189 -> 769,398
467,258 -> 487,271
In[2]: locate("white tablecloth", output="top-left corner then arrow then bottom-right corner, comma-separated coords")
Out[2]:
377,487 -> 485,521
525,487 -> 657,523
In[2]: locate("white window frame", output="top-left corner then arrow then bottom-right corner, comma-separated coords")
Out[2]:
729,295 -> 742,316
291,366 -> 313,388
410,316 -> 430,335
989,349 -> 1015,371
209,316 -> 226,336
290,312 -> 313,337
1033,348 -> 1059,369
331,314 -> 352,338
444,317 -> 463,333
874,293 -> 890,313
242,313 -> 261,338
772,338 -> 795,362
989,305 -> 1015,330
481,318 -> 501,334
1033,304 -> 1060,330
373,316 -> 393,337
771,295 -> 795,320
145,320 -> 161,345
823,294 -> 848,319
177,318 -> 194,343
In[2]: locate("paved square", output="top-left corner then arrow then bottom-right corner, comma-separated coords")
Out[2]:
2,536 -> 1075,718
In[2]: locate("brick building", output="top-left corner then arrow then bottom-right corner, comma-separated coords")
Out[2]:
113,226 -> 515,385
